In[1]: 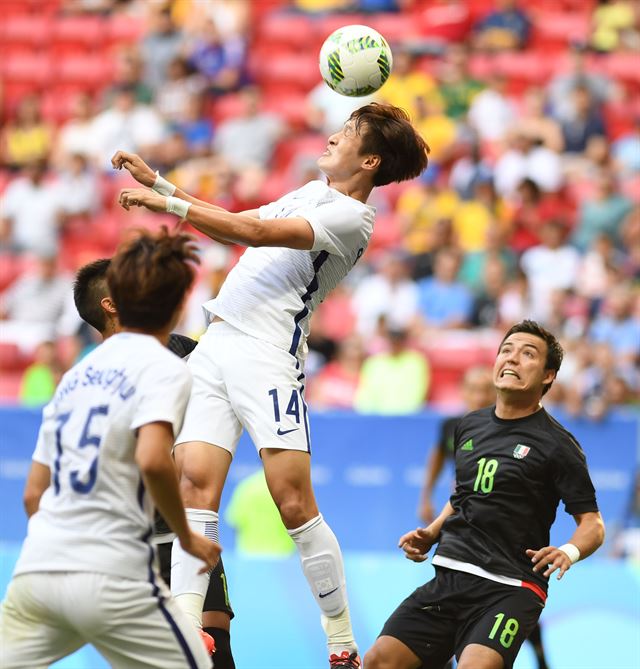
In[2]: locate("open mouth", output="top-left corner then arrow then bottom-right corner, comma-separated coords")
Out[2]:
501,369 -> 520,379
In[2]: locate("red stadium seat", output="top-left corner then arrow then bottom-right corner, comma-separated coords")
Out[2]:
257,13 -> 317,50
263,92 -> 309,129
252,52 -> 320,92
0,14 -> 51,47
601,53 -> 640,87
418,3 -> 471,43
367,13 -> 422,44
54,54 -> 115,88
40,87 -> 90,124
0,254 -> 24,292
493,51 -> 554,86
104,13 -> 145,46
210,93 -> 245,124
0,343 -> 30,373
1,52 -> 53,85
0,371 -> 25,402
531,11 -> 590,50
52,15 -> 105,51
315,14 -> 368,41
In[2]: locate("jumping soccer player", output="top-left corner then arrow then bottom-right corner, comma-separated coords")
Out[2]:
22,257 -> 236,667
364,320 -> 605,669
1,229 -> 219,668
112,102 -> 430,668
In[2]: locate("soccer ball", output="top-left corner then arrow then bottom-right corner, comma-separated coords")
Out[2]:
319,24 -> 393,97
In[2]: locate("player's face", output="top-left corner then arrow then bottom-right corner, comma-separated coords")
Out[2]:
493,333 -> 555,397
317,120 -> 367,179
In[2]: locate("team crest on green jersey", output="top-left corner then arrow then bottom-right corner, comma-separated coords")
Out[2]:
513,444 -> 530,459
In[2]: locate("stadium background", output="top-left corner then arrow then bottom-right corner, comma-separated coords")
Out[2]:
0,0 -> 638,667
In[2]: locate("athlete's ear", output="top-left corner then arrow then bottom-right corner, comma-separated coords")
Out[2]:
542,369 -> 556,388
362,154 -> 381,172
100,296 -> 117,315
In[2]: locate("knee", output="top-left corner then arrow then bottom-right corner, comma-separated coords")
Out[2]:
274,494 -> 312,529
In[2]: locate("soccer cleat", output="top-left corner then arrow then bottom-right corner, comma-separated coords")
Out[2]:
329,651 -> 361,668
199,629 -> 216,655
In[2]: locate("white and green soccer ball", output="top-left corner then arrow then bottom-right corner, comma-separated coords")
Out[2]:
319,24 -> 393,98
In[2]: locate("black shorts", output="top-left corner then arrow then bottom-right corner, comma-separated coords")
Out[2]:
157,541 -> 234,619
380,567 -> 544,669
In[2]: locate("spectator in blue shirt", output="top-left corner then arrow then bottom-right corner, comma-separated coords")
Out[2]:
561,86 -> 607,154
474,0 -> 531,51
590,284 -> 640,365
417,247 -> 473,329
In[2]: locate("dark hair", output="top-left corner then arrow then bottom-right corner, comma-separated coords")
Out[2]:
499,320 -> 564,395
350,103 -> 430,187
73,258 -> 111,333
107,228 -> 199,332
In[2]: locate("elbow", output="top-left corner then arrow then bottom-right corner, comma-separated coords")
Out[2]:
245,219 -> 268,247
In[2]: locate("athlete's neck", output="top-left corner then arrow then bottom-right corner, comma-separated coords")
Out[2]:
495,392 -> 543,420
326,177 -> 373,204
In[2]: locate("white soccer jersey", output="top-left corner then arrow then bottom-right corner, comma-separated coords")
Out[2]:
204,180 -> 375,358
14,333 -> 192,582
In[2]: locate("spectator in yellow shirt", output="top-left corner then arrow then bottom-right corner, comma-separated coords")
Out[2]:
377,49 -> 441,122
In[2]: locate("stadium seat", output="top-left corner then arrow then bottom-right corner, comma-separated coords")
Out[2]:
1,52 -> 53,85
601,53 -> 640,86
210,93 -> 246,124
531,11 -> 590,50
0,14 -> 51,47
52,15 -> 105,51
0,254 -> 24,292
315,14 -> 369,40
0,343 -> 29,373
271,133 -> 326,173
263,92 -> 309,129
54,54 -> 115,88
367,13 -> 423,44
257,12 -> 317,50
252,52 -> 320,92
494,51 -> 554,86
0,371 -> 24,402
104,13 -> 145,45
40,87 -> 89,124
418,3 -> 471,43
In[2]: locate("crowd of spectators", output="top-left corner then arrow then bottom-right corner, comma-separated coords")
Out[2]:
0,0 -> 638,419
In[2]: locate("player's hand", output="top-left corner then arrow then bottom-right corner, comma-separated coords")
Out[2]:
111,150 -> 156,187
119,188 -> 166,212
526,546 -> 573,581
181,530 -> 222,574
398,527 -> 436,563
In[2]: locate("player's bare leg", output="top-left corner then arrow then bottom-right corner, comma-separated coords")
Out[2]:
262,448 -> 360,667
363,635 -> 422,669
171,442 -> 231,635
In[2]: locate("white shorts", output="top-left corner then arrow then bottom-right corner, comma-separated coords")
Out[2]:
176,320 -> 311,456
0,571 -> 211,669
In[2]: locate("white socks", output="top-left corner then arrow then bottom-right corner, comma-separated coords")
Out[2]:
170,508 -> 218,629
288,514 -> 357,655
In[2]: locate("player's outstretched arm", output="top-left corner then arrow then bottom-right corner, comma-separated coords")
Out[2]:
118,187 -> 315,249
526,510 -> 605,581
111,151 -> 259,218
136,421 -> 221,573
